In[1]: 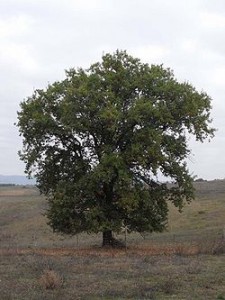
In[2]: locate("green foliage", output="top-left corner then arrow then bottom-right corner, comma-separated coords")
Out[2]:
17,50 -> 215,239
217,295 -> 225,300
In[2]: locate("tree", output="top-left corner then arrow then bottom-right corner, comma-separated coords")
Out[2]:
17,50 -> 215,246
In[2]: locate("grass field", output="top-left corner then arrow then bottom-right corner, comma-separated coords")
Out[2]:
1,181 -> 225,299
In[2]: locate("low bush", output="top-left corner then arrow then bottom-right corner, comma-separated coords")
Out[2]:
39,269 -> 63,290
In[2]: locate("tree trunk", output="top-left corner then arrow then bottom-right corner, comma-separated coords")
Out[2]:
102,230 -> 114,247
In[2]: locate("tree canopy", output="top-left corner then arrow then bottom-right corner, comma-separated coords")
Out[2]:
17,50 -> 215,246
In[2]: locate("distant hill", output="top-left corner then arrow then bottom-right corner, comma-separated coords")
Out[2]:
193,179 -> 225,199
0,175 -> 36,185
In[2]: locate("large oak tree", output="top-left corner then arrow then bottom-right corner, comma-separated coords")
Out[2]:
17,50 -> 215,246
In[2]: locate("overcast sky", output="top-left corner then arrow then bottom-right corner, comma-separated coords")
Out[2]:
1,0 -> 225,180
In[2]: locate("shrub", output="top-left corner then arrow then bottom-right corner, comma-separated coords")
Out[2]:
39,269 -> 63,290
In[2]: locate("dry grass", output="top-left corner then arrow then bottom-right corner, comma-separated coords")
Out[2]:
39,269 -> 63,290
1,182 -> 225,299
0,186 -> 38,197
1,251 -> 225,299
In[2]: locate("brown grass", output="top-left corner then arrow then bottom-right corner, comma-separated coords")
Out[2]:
1,182 -> 225,299
39,269 -> 63,290
1,251 -> 225,299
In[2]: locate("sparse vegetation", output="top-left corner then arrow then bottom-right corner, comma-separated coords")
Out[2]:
1,181 -> 225,299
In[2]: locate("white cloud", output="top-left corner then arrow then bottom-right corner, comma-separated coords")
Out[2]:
0,15 -> 39,75
200,12 -> 225,28
70,0 -> 110,11
131,45 -> 170,64
211,67 -> 225,87
0,15 -> 33,38
0,43 -> 38,74
181,39 -> 199,54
